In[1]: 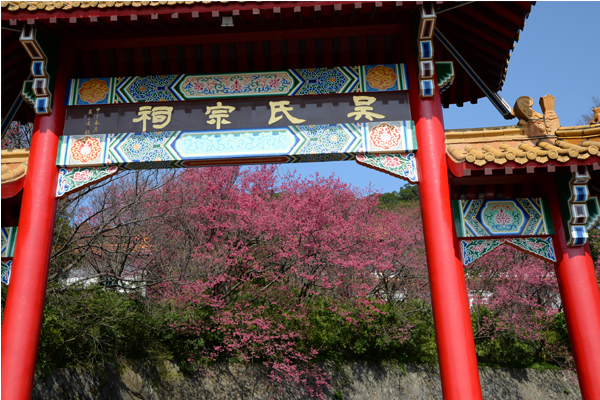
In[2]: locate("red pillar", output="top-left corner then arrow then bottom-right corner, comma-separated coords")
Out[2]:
1,42 -> 72,400
548,180 -> 600,399
405,39 -> 483,400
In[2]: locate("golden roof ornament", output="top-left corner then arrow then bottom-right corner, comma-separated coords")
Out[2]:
590,107 -> 600,125
445,94 -> 600,168
514,95 -> 560,137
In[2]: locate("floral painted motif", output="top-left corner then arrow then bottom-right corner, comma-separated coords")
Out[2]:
461,237 -> 556,265
507,237 -> 556,262
70,136 -> 102,163
365,65 -> 397,91
369,123 -> 402,150
383,156 -> 402,168
59,121 -> 416,171
457,198 -> 550,238
482,201 -> 524,234
461,239 -> 504,265
56,166 -> 119,199
180,73 -> 294,98
73,169 -> 92,182
493,208 -> 513,225
78,78 -> 109,104
68,64 -> 412,106
355,153 -> 418,184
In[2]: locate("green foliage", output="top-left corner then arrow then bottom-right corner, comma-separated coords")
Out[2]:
36,285 -> 170,374
472,308 -> 571,370
378,185 -> 419,209
24,286 -> 577,374
30,288 -> 440,373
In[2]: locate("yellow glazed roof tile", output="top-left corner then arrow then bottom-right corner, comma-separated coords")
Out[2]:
446,95 -> 600,168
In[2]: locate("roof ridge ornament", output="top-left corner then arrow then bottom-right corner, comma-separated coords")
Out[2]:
590,107 -> 600,125
514,94 -> 560,137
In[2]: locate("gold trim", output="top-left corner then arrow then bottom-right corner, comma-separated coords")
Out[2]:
1,149 -> 30,164
2,0 -> 216,11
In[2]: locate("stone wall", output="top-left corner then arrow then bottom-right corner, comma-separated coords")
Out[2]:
32,361 -> 581,400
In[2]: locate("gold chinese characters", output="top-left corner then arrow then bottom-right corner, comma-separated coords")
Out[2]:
347,96 -> 385,121
268,101 -> 306,125
128,96 -> 387,131
133,106 -> 174,131
85,108 -> 102,135
206,102 -> 236,130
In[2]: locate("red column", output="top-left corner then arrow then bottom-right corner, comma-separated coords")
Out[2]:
548,180 -> 600,399
1,42 -> 72,400
405,37 -> 483,400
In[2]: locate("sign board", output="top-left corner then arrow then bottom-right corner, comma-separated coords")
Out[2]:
64,92 -> 411,136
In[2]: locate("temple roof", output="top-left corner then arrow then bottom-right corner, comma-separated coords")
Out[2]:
446,95 -> 600,177
2,1 -> 204,12
447,125 -> 600,166
1,149 -> 28,187
1,1 -> 534,124
1,149 -> 28,226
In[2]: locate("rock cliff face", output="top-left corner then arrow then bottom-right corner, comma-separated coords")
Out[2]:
32,362 -> 581,400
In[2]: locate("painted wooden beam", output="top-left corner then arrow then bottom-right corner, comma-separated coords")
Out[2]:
65,64 -> 410,106
1,227 -> 18,259
451,197 -> 554,238
460,237 -> 556,265
56,120 -> 417,170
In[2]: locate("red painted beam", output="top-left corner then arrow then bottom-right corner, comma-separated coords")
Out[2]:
447,155 -> 600,178
1,2 -> 353,21
270,40 -> 282,70
547,177 -> 600,399
0,177 -> 25,199
70,23 -> 402,50
183,44 -> 197,75
1,41 -> 74,400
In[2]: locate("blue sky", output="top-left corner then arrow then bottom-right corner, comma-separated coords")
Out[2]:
276,1 -> 600,194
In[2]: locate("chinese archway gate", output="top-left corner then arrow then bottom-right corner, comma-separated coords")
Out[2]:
1,2 -> 599,399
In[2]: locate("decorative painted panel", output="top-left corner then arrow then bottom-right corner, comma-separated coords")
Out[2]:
1,226 -> 18,259
508,237 -> 556,262
1,260 -> 11,285
20,26 -> 59,114
460,239 -> 504,265
436,61 -> 455,94
56,166 -> 119,199
66,64 -> 409,106
418,4 -> 437,98
452,198 -> 554,238
555,167 -> 600,246
355,153 -> 418,183
461,237 -> 556,266
56,120 -> 417,170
